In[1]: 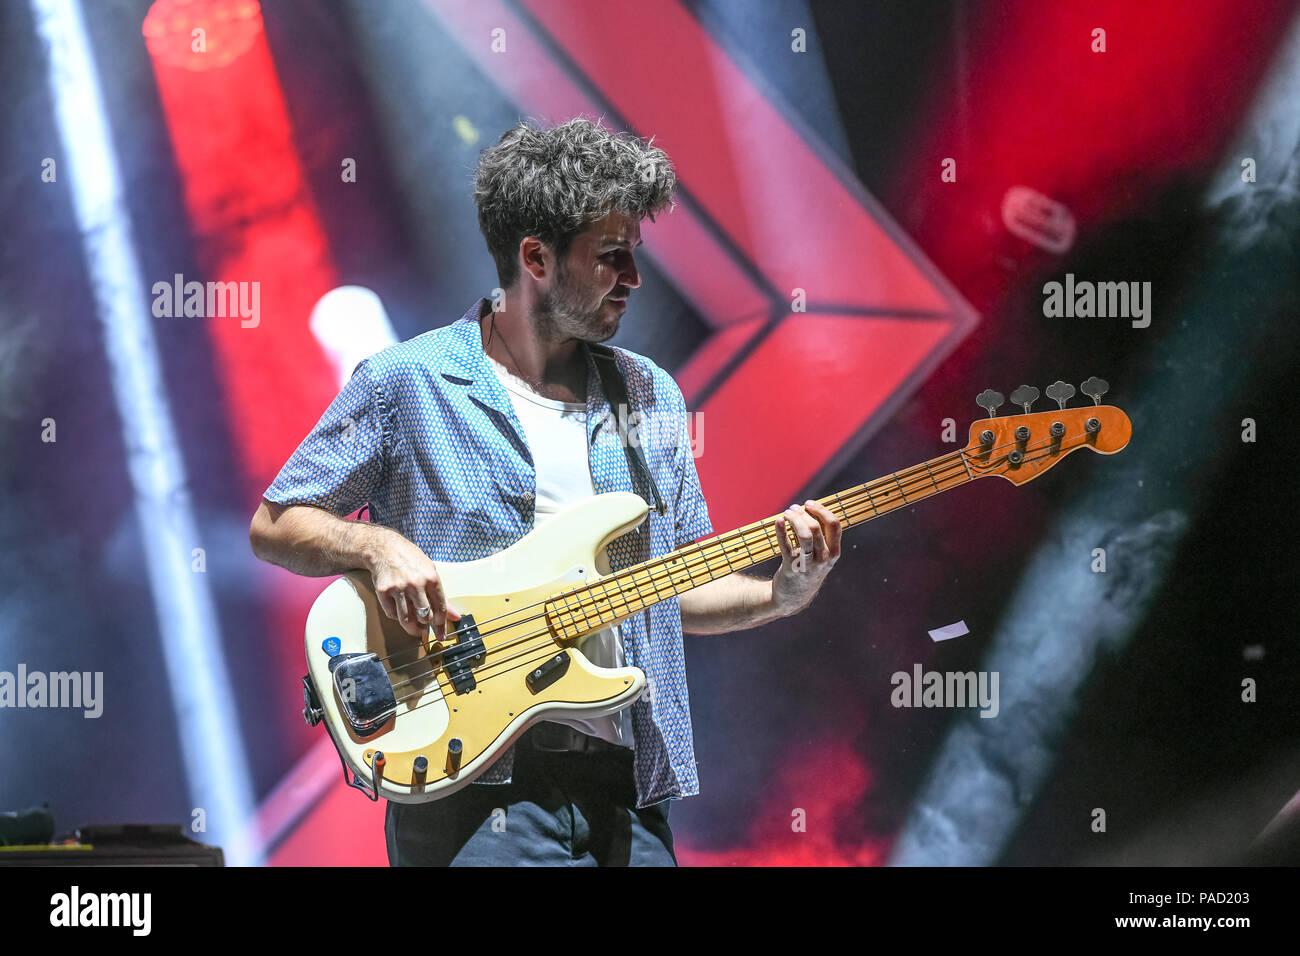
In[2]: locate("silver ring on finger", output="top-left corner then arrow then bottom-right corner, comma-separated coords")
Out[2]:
416,605 -> 432,621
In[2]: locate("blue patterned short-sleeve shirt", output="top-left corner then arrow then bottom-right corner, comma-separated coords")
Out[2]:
265,298 -> 714,808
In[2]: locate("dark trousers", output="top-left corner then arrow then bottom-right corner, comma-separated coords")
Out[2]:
385,734 -> 677,866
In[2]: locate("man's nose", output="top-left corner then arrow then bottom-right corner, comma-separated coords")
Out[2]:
621,255 -> 642,290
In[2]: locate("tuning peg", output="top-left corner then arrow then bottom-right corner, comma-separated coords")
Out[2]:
1080,376 -> 1109,405
976,389 -> 1005,417
1045,379 -> 1076,408
1045,380 -> 1075,409
1009,385 -> 1040,413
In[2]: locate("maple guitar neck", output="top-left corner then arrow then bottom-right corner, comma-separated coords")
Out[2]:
545,448 -> 973,640
545,398 -> 1132,642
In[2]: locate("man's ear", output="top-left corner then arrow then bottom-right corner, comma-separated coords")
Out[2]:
519,236 -> 550,282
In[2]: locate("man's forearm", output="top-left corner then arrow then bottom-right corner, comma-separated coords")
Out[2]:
250,501 -> 389,577
678,572 -> 791,635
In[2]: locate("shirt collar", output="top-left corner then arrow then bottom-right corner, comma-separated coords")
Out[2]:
438,298 -> 611,439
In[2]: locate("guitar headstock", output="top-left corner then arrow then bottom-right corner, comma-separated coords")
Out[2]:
965,377 -> 1131,485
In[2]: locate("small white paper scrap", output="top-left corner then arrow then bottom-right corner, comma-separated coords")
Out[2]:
928,620 -> 969,642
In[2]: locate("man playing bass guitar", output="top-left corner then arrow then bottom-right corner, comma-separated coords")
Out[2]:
249,117 -> 842,866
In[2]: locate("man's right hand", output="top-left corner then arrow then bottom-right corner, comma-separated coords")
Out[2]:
366,535 -> 461,641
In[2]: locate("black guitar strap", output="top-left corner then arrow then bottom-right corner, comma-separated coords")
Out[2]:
586,342 -> 667,515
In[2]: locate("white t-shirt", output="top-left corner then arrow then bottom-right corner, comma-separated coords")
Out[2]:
485,352 -> 634,750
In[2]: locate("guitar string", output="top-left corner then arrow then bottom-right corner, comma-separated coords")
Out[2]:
375,431 -> 1073,713
375,436 -> 988,688
372,437 -> 1074,737
367,426 -> 1040,674
382,450 -> 980,697
373,426 -> 1055,700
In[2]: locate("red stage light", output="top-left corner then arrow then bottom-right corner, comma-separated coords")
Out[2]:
142,0 -> 262,71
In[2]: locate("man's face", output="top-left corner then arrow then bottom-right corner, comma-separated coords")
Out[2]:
537,210 -> 642,342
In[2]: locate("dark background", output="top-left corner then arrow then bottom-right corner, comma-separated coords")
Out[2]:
1,0 -> 1297,865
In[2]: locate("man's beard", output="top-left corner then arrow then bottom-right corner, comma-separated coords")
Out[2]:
535,260 -> 617,344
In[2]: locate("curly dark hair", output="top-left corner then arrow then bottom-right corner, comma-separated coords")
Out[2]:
473,117 -> 677,287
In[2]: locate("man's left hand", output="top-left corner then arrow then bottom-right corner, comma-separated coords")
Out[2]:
772,499 -> 842,616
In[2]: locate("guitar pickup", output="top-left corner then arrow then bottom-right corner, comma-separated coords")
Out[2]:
526,652 -> 570,694
442,613 -> 484,695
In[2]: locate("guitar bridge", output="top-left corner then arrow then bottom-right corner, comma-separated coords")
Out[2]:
329,652 -> 396,737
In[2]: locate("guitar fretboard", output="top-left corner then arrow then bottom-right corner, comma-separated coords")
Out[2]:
548,447 -> 976,638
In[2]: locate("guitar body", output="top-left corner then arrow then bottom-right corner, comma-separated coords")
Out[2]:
303,492 -> 651,804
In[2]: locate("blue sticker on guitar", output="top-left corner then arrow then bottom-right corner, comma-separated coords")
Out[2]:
322,637 -> 342,656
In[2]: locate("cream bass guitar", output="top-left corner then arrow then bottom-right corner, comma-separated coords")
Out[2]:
299,379 -> 1131,803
